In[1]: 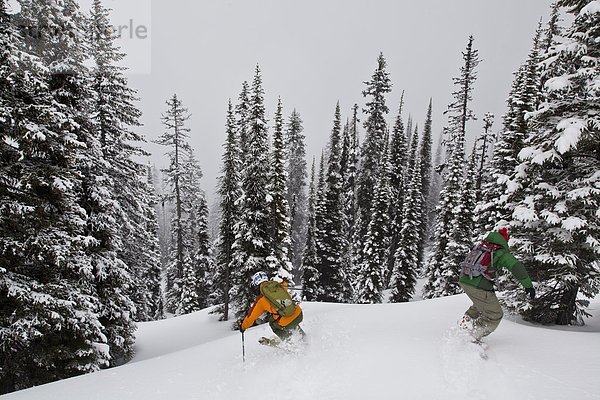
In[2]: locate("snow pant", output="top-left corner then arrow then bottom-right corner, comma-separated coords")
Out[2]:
459,282 -> 504,340
269,311 -> 304,341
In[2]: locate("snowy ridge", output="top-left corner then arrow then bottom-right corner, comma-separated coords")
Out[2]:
3,295 -> 599,400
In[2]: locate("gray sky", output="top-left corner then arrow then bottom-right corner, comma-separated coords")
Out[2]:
76,0 -> 554,202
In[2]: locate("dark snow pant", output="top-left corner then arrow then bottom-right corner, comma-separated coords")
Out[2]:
459,282 -> 504,340
269,311 -> 304,341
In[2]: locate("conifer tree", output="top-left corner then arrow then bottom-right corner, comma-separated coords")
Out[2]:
385,95 -> 409,287
1,1 -> 109,390
268,98 -> 292,276
143,166 -> 164,320
476,24 -> 545,237
417,100 -> 434,268
341,104 -> 361,300
215,100 -> 241,321
316,102 -> 347,302
155,94 -> 193,314
511,0 -> 600,325
235,81 -> 251,159
301,158 -> 320,301
391,131 -> 423,303
357,136 -> 391,304
357,53 -> 392,243
286,109 -> 308,277
424,36 -> 480,299
89,0 -> 160,324
230,66 -> 280,325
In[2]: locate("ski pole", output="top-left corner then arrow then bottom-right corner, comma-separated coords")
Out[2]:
241,331 -> 246,363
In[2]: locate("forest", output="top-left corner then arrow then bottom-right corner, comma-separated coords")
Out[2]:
0,0 -> 598,394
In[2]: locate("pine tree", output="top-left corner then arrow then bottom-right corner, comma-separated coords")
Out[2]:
357,53 -> 392,243
89,0 -> 160,324
177,152 -> 210,315
391,131 -> 423,303
385,95 -> 409,288
143,166 -> 164,320
286,109 -> 308,278
357,135 -> 391,304
155,94 -> 193,314
417,100 -> 434,268
424,36 -> 480,299
230,65 -> 276,325
511,0 -> 600,325
215,100 -> 241,321
316,102 -> 347,302
268,98 -> 292,277
301,158 -> 320,301
341,104 -> 361,301
235,81 -> 251,160
1,1 -> 109,391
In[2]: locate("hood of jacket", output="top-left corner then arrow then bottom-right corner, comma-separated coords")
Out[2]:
485,231 -> 509,250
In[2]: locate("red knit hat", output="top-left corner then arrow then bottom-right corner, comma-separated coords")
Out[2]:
498,227 -> 509,242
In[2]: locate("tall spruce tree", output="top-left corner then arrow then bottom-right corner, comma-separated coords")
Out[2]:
301,158 -> 320,301
357,53 -> 392,245
510,0 -> 599,325
230,65 -> 278,325
1,1 -> 109,391
424,36 -> 480,299
215,100 -> 241,321
155,94 -> 193,314
286,109 -> 308,278
385,95 -> 409,288
89,0 -> 160,323
268,98 -> 292,276
357,135 -> 391,303
417,100 -> 434,268
316,102 -> 347,302
391,130 -> 423,302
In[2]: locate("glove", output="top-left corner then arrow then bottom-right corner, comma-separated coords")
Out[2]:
525,287 -> 536,300
240,327 -> 245,333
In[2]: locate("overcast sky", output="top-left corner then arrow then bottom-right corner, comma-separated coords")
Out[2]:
73,0 -> 554,203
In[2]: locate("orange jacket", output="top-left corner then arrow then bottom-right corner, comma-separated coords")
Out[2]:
241,281 -> 302,331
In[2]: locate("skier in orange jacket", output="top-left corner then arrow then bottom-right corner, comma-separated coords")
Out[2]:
240,271 -> 304,342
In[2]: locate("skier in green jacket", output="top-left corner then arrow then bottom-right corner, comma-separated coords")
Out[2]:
458,227 -> 535,340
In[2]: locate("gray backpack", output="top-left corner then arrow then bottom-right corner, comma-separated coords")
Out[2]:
460,243 -> 496,280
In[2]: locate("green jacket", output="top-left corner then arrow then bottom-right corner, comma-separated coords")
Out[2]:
459,231 -> 533,291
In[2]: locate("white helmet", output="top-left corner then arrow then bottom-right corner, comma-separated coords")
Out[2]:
251,271 -> 268,287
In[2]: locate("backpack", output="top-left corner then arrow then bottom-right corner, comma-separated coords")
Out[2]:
460,242 -> 497,281
260,281 -> 296,317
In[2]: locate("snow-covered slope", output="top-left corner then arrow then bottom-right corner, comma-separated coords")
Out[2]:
3,294 -> 599,400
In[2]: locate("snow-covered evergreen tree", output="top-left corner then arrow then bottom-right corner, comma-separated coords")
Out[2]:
1,1 -> 109,390
340,104 -> 361,301
424,36 -> 480,299
301,158 -> 320,301
177,152 -> 210,315
510,0 -> 600,325
385,95 -> 409,288
357,135 -> 391,304
235,81 -> 251,161
477,25 -> 545,237
417,100 -> 434,268
391,131 -> 423,303
230,65 -> 278,325
268,97 -> 292,276
155,94 -> 193,314
88,0 -> 160,324
286,109 -> 308,278
215,100 -> 241,321
357,53 -> 392,245
315,102 -> 348,302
